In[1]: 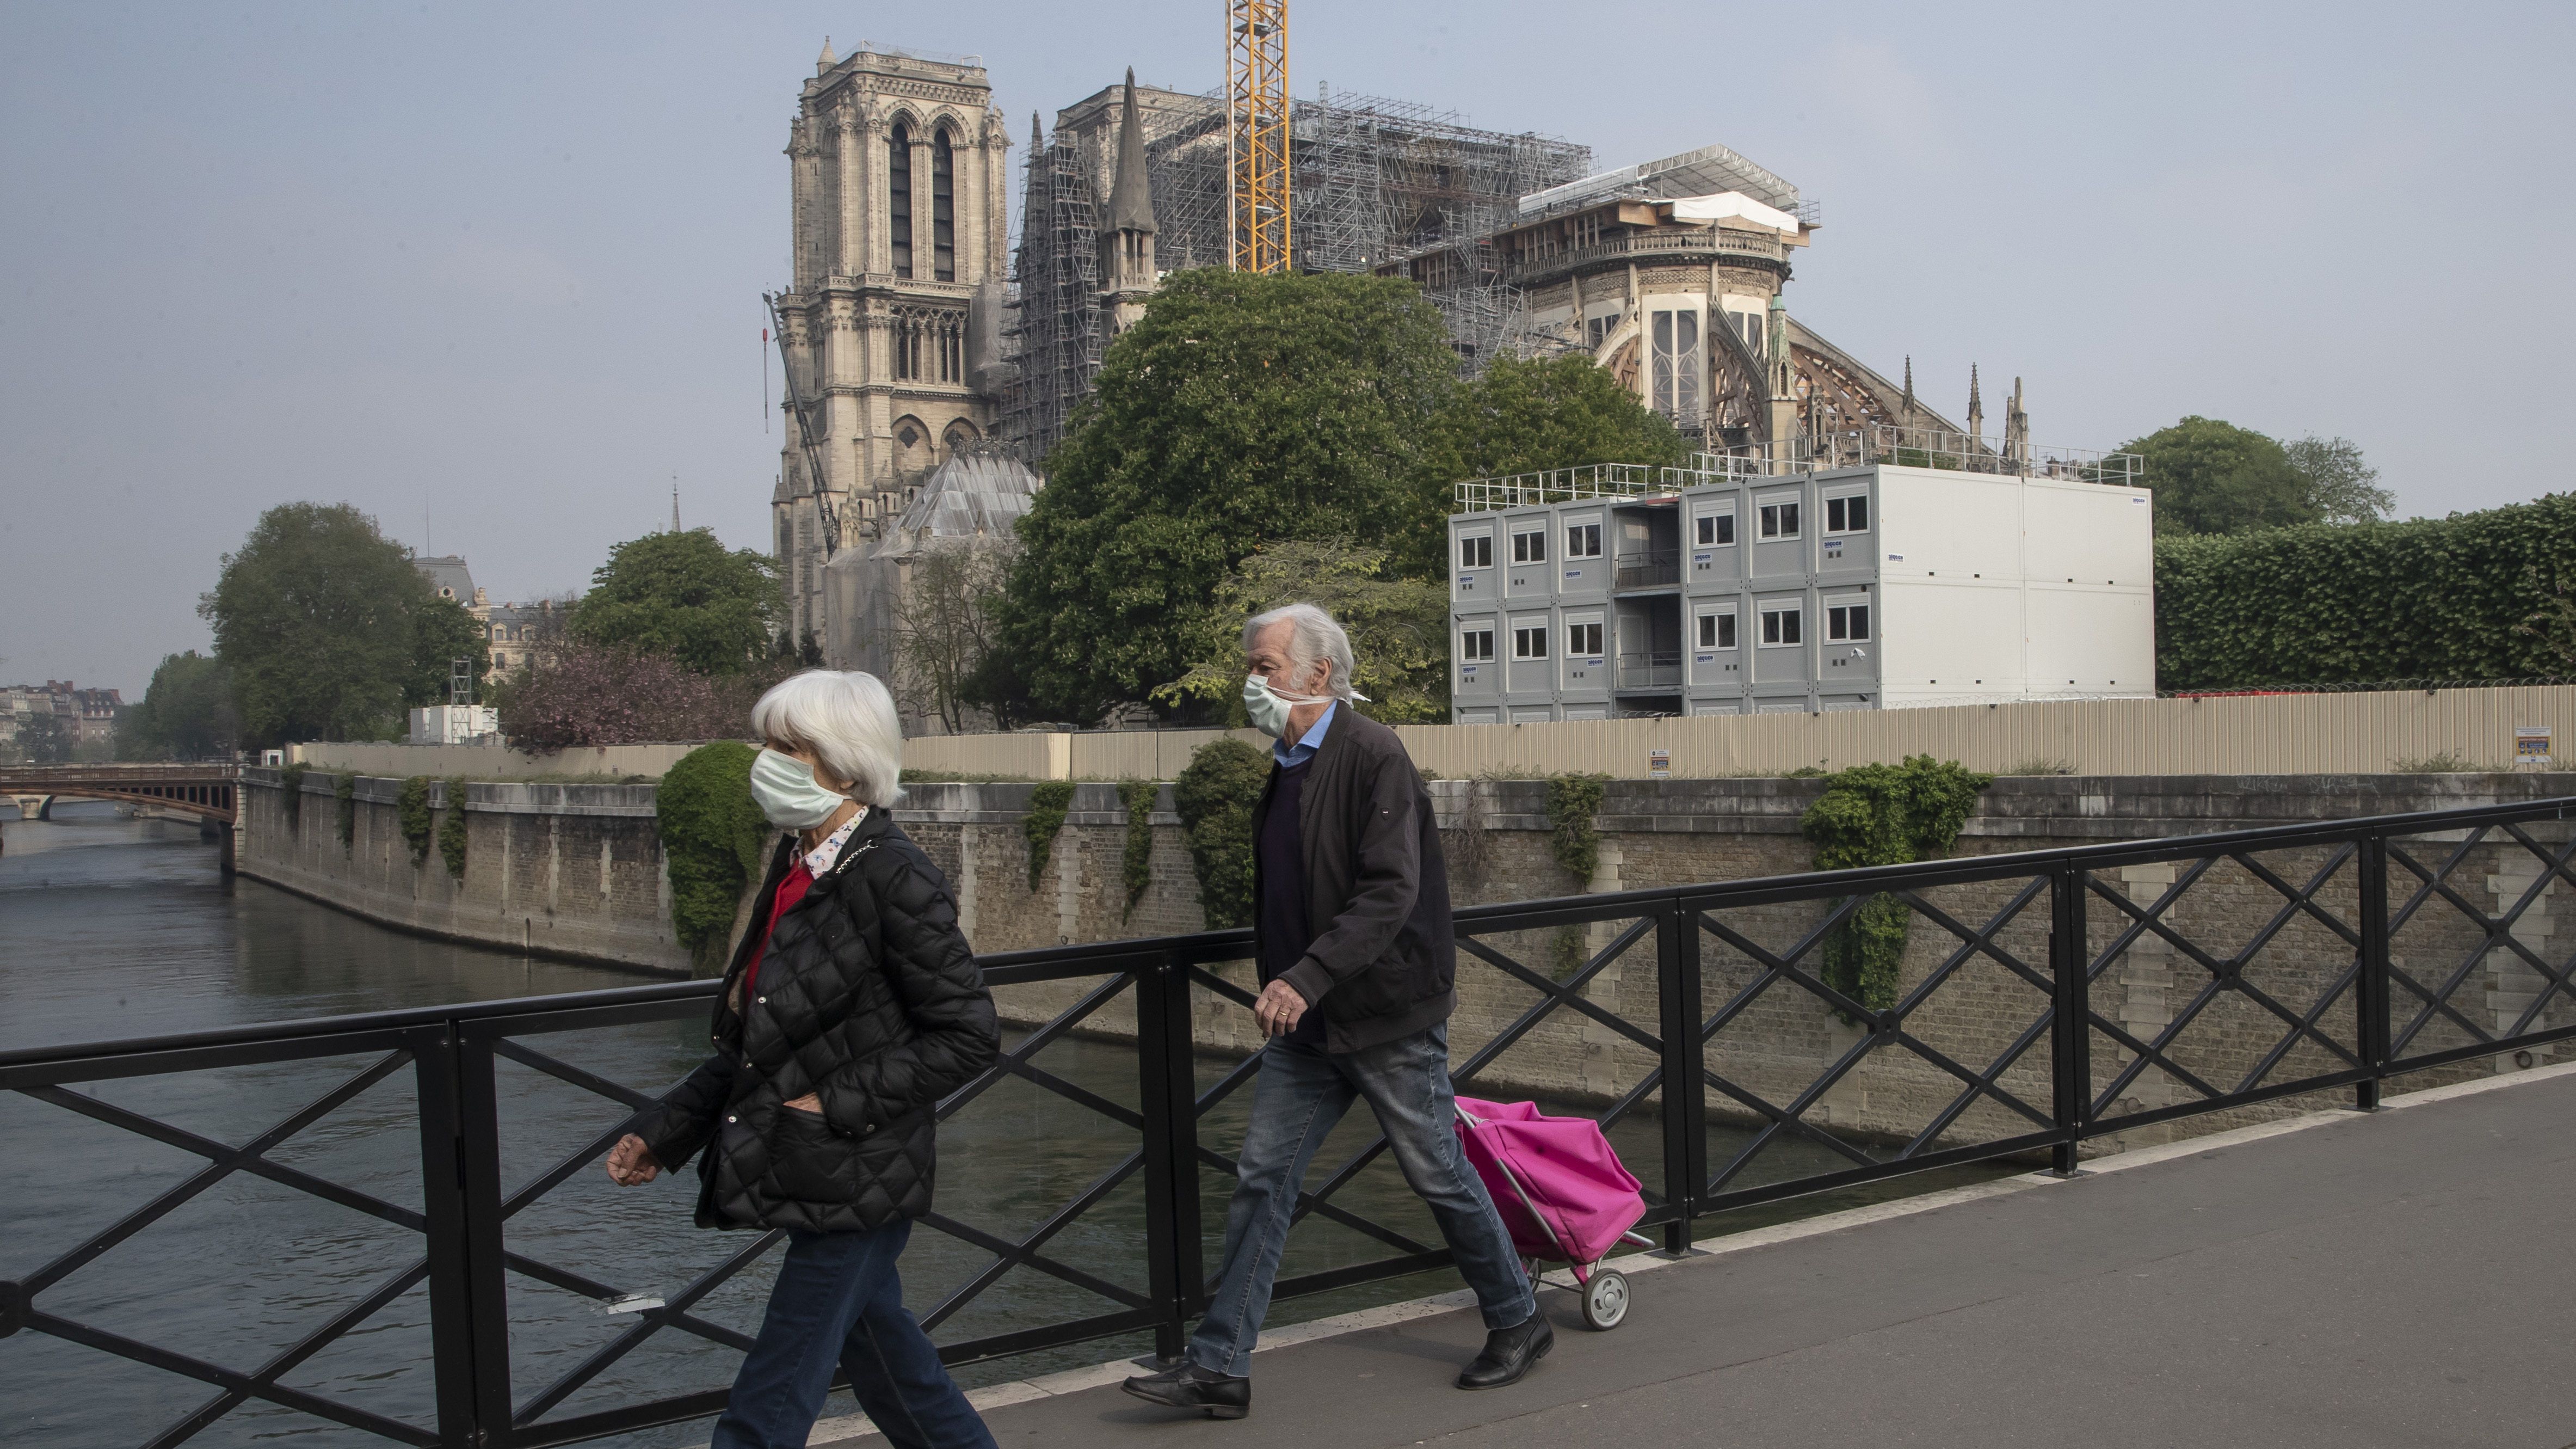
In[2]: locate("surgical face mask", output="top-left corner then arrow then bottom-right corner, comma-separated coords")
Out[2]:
1241,673 -> 1335,739
749,747 -> 851,829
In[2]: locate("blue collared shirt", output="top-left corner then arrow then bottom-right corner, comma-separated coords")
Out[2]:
1272,700 -> 1338,770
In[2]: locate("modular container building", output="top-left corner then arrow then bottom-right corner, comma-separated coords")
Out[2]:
1448,463 -> 2155,722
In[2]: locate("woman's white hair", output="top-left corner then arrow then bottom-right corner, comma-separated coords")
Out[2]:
749,670 -> 907,807
1243,602 -> 1357,701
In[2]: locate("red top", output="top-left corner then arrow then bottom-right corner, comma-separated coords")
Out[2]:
743,861 -> 814,1001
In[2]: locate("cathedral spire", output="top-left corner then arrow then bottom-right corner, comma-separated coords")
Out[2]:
1901,355 -> 1917,431
1966,364 -> 1984,444
670,479 -> 682,533
1107,70 -> 1156,237
817,36 -> 836,71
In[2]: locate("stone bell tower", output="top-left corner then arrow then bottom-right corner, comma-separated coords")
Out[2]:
771,41 -> 1013,654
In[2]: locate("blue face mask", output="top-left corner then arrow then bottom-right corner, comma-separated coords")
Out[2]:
749,748 -> 851,829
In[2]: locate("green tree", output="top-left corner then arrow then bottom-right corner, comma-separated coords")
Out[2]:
121,651 -> 238,760
16,711 -> 72,764
2119,416 -> 2315,536
1400,355 -> 1693,579
2284,434 -> 2394,526
993,269 -> 1459,723
570,527 -> 783,674
1152,539 -> 1453,725
199,502 -> 488,746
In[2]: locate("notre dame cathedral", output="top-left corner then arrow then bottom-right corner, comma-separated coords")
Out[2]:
771,42 -> 2022,672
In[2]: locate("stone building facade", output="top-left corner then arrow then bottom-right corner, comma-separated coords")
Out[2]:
772,43 -> 1016,650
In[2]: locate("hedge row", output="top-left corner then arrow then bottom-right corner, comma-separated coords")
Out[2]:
2156,493 -> 2576,691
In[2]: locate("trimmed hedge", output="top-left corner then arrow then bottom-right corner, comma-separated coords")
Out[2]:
658,742 -> 772,974
2156,494 -> 2576,690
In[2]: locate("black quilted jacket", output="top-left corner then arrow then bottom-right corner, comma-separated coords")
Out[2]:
631,809 -> 1000,1232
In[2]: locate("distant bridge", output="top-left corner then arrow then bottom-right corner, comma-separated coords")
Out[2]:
0,763 -> 239,822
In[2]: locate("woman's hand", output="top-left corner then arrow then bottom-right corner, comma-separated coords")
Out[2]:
784,1092 -> 824,1115
605,1134 -> 661,1186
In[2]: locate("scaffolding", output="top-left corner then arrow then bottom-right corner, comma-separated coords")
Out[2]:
1006,81 -> 1591,457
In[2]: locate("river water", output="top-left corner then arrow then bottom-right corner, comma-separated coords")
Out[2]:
1,805 -> 2005,1447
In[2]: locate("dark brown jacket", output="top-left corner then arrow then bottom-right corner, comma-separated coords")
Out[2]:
1258,706 -> 1456,1053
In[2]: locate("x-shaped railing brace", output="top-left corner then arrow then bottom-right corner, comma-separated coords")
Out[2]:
2386,824 -> 2576,1055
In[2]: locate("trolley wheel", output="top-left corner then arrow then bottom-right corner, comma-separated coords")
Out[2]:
1580,1268 -> 1629,1330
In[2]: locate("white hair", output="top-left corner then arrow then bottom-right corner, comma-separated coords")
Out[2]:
748,670 -> 907,807
1243,602 -> 1357,702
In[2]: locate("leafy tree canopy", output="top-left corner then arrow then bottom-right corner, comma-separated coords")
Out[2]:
570,528 -> 783,675
2282,434 -> 2394,526
994,269 -> 1459,723
121,651 -> 238,761
1398,354 -> 1693,579
2120,416 -> 2314,536
1153,539 -> 1452,725
199,502 -> 488,747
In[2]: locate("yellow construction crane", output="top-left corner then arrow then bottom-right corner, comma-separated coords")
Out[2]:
1227,0 -> 1290,273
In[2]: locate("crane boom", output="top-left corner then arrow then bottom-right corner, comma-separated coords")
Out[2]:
764,291 -> 842,559
1227,0 -> 1291,273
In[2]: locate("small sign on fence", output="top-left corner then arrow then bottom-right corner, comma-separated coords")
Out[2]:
1649,748 -> 1671,780
2516,726 -> 2552,768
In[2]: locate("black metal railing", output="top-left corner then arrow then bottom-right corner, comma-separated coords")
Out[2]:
8,795 -> 2576,1446
1613,549 -> 1680,590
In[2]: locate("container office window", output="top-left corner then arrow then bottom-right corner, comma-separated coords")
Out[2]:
1566,523 -> 1602,558
1459,628 -> 1494,662
1760,603 -> 1803,646
1567,621 -> 1604,656
1512,529 -> 1548,564
1459,535 -> 1493,568
1512,625 -> 1549,660
1758,496 -> 1802,539
1697,610 -> 1737,649
1826,600 -> 1872,641
1824,493 -> 1870,534
1695,508 -> 1736,547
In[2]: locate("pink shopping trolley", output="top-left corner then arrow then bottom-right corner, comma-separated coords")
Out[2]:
1452,1096 -> 1653,1329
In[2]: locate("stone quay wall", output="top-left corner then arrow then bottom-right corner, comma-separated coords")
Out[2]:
237,768 -> 687,973
237,767 -> 2576,1158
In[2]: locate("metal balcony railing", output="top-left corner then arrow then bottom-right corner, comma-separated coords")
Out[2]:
1618,650 -> 1683,688
1614,551 -> 1681,590
14,794 -> 2576,1444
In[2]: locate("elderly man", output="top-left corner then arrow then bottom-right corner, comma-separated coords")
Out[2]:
1124,603 -> 1548,1420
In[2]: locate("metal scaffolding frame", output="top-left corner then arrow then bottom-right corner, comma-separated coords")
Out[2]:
1001,132 -> 1104,463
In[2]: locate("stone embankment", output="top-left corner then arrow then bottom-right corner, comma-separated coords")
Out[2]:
237,768 -> 2574,1152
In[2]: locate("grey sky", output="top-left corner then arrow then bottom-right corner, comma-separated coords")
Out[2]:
5,2 -> 2568,695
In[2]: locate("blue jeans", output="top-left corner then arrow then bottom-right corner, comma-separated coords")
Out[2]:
1188,1024 -> 1536,1377
710,1219 -> 996,1449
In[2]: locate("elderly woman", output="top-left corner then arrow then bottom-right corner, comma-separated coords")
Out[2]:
605,671 -> 1001,1449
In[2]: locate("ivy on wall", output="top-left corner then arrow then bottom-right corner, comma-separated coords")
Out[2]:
397,776 -> 434,864
2155,493 -> 2576,690
278,762 -> 307,830
1119,779 -> 1158,920
658,742 -> 772,975
1024,781 -> 1077,893
334,772 -> 357,851
1799,756 -> 1992,1017
1545,774 -> 1609,882
1175,738 -> 1269,930
438,777 -> 470,878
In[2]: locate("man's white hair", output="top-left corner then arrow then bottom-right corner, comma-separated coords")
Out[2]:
748,670 -> 907,807
1243,602 -> 1358,702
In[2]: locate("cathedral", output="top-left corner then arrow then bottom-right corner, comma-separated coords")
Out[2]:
770,44 -> 2026,676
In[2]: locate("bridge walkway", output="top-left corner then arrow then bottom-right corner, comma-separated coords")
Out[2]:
832,1065 -> 2576,1448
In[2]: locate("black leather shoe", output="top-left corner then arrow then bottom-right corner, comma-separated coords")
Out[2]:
1122,1361 -> 1252,1419
1456,1311 -> 1554,1390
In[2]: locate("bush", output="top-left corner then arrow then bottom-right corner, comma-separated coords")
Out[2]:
1544,775 -> 1609,882
1800,757 -> 1992,1017
279,762 -> 307,830
438,777 -> 470,877
1174,738 -> 1271,929
1119,779 -> 1158,920
658,742 -> 773,974
335,772 -> 358,850
1024,780 -> 1076,893
397,775 -> 434,863
501,642 -> 776,752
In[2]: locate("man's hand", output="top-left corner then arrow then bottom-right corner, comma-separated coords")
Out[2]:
605,1134 -> 661,1186
1253,979 -> 1309,1038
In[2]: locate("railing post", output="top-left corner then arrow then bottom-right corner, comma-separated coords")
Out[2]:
1655,900 -> 1707,1254
2355,834 -> 2392,1110
2049,865 -> 2091,1177
1132,954 -> 1204,1365
415,1022 -> 510,1447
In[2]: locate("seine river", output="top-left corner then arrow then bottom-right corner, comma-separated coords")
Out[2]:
0,804 -> 2002,1447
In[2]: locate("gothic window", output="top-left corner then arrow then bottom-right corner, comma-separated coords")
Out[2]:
1650,307 -> 1702,427
944,421 -> 975,453
890,122 -> 914,278
931,130 -> 956,282
940,315 -> 963,383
